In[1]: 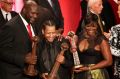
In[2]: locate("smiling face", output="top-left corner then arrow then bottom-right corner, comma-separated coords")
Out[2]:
85,22 -> 97,37
21,1 -> 39,23
27,6 -> 39,23
42,25 -> 57,43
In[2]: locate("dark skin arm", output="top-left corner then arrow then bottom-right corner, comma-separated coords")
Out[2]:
74,39 -> 113,73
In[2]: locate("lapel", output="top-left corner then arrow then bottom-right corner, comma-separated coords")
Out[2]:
0,9 -> 7,28
41,0 -> 55,14
0,9 -> 6,21
10,11 -> 18,18
17,15 -> 33,41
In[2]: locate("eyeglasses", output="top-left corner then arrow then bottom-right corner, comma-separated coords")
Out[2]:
2,1 -> 14,5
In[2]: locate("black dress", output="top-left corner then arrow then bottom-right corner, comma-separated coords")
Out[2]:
74,36 -> 110,79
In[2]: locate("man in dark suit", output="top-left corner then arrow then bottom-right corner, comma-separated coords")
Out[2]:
0,0 -> 39,79
34,0 -> 64,35
0,0 -> 18,28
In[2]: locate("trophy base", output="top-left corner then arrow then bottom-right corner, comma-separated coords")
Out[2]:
24,69 -> 38,76
74,65 -> 83,69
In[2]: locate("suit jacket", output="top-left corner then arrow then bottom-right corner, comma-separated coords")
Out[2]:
0,15 -> 36,79
34,0 -> 64,30
0,9 -> 18,28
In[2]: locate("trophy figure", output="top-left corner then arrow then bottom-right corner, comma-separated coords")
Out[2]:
67,31 -> 82,69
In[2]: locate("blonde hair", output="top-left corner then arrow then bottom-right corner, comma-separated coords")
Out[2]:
88,0 -> 100,7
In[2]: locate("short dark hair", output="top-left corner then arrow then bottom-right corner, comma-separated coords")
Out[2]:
42,19 -> 56,30
85,21 -> 98,28
84,12 -> 98,26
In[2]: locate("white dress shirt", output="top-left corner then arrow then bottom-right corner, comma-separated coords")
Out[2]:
1,8 -> 12,21
19,13 -> 35,37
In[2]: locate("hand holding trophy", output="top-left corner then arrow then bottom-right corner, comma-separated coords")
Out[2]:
47,42 -> 69,79
24,36 -> 39,76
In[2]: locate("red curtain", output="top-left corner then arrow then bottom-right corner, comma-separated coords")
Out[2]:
59,0 -> 82,36
109,0 -> 120,24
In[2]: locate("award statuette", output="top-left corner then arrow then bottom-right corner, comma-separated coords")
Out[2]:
67,31 -> 82,69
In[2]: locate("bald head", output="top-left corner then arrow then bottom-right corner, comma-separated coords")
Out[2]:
88,0 -> 103,14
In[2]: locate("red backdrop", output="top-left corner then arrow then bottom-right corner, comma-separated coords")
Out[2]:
59,0 -> 81,36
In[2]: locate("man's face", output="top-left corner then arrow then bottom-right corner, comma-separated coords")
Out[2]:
26,6 -> 39,23
91,0 -> 103,14
43,26 -> 57,43
118,5 -> 120,18
1,0 -> 14,12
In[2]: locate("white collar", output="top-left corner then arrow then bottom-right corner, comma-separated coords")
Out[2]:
1,8 -> 11,19
19,13 -> 28,27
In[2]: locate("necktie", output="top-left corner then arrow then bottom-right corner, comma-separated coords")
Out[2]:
5,14 -> 8,21
27,24 -> 32,39
97,15 -> 104,33
49,44 -> 55,66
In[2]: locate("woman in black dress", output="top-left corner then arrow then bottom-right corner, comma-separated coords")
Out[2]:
73,15 -> 113,79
